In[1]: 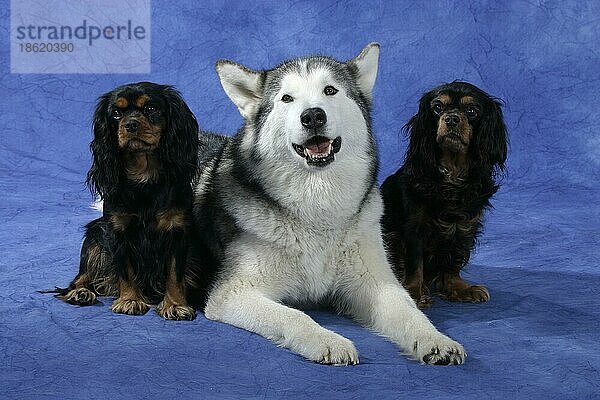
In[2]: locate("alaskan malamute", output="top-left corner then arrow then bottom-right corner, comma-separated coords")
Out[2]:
190,44 -> 466,365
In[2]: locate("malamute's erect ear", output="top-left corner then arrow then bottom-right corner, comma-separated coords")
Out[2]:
348,42 -> 380,100
215,60 -> 265,119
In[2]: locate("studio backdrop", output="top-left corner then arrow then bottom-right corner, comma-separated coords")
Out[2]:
0,1 -> 598,399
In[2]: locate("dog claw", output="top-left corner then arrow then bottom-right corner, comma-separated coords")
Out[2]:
111,298 -> 149,315
156,302 -> 196,321
60,287 -> 97,306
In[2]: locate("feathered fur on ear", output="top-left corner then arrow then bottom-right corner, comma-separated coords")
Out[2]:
403,91 -> 439,176
159,86 -> 199,184
86,92 -> 121,199
472,98 -> 508,176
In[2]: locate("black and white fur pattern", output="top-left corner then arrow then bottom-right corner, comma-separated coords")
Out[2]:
190,44 -> 466,365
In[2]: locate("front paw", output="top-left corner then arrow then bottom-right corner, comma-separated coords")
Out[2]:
60,288 -> 97,306
413,334 -> 466,366
111,298 -> 149,315
156,301 -> 196,321
300,330 -> 359,366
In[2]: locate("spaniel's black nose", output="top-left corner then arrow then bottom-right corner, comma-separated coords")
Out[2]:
124,120 -> 140,133
444,114 -> 460,127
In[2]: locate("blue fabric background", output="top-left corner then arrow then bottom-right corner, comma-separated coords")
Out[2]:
1,1 -> 599,399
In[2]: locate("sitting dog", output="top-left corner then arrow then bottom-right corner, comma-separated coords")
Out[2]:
381,81 -> 508,308
54,82 -> 199,320
187,44 -> 466,365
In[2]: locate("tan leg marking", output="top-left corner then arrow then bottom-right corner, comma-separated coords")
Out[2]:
156,257 -> 195,321
109,213 -> 136,232
111,262 -> 150,315
434,272 -> 490,303
156,209 -> 187,231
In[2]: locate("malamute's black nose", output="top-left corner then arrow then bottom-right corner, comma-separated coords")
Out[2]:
301,108 -> 327,130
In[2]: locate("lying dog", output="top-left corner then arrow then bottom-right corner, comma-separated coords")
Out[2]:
54,82 -> 199,320
381,81 -> 508,307
188,44 -> 466,365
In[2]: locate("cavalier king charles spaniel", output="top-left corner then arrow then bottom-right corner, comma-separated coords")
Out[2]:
381,81 -> 507,308
54,82 -> 199,320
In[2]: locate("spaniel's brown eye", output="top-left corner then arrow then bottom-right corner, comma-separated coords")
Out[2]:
282,94 -> 294,103
432,104 -> 443,115
112,109 -> 122,120
324,86 -> 338,96
466,106 -> 478,119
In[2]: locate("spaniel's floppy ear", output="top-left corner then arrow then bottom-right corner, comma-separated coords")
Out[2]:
348,42 -> 380,100
86,92 -> 121,198
473,99 -> 508,174
216,60 -> 265,120
160,86 -> 199,184
403,90 -> 438,173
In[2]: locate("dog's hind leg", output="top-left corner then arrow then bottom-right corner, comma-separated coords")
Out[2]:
430,244 -> 490,303
335,234 -> 466,365
432,271 -> 490,303
56,218 -> 110,306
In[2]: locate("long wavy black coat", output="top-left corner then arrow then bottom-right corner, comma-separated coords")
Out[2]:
53,82 -> 199,320
381,82 -> 507,307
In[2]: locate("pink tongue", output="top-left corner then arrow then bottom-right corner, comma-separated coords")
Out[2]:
306,141 -> 332,155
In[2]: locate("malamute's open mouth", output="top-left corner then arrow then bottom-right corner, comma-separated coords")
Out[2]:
292,136 -> 342,167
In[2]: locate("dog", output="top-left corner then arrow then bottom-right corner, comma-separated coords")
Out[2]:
381,81 -> 508,308
53,82 -> 199,320
187,44 -> 466,365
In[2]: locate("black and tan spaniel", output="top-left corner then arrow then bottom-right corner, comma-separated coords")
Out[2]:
381,81 -> 508,308
54,82 -> 199,320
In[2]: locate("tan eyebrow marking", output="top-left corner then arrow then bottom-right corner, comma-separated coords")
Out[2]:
115,97 -> 128,108
135,94 -> 151,108
437,94 -> 451,105
461,96 -> 476,105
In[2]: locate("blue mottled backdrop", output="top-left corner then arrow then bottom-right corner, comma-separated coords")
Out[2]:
1,1 -> 599,399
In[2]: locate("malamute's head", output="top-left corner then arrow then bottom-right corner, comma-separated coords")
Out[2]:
215,43 -> 379,170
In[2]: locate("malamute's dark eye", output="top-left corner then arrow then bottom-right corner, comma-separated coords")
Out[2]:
112,109 -> 122,120
282,94 -> 294,103
324,86 -> 338,96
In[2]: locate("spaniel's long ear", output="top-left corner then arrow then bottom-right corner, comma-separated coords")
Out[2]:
160,85 -> 199,184
473,98 -> 508,174
403,90 -> 438,174
86,92 -> 120,198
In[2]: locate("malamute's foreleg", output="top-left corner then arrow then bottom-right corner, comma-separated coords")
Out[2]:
337,239 -> 466,365
205,289 -> 359,365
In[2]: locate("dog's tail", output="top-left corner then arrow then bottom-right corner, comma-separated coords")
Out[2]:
38,287 -> 70,295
